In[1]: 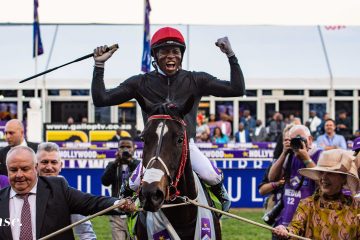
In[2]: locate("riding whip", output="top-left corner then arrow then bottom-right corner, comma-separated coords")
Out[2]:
19,44 -> 119,83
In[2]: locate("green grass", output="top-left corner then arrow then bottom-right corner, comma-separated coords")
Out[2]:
89,208 -> 271,239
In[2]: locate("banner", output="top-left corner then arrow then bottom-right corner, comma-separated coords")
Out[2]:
59,147 -> 273,208
44,123 -> 135,143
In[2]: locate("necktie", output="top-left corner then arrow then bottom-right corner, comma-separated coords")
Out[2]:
19,193 -> 33,240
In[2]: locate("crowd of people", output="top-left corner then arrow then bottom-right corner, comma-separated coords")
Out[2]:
195,109 -> 359,147
256,118 -> 360,239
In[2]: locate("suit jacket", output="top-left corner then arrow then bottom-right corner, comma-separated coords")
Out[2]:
234,130 -> 251,143
0,141 -> 39,175
0,176 -> 118,240
251,127 -> 268,142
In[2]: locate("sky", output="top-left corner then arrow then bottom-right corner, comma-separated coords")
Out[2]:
1,0 -> 360,26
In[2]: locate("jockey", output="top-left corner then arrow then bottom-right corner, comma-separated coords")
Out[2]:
92,27 -> 246,211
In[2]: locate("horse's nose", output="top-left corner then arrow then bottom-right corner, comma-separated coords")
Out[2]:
141,184 -> 165,212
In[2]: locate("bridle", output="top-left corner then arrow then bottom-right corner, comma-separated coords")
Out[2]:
142,114 -> 189,201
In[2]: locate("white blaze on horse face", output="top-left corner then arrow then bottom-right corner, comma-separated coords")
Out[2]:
156,121 -> 168,145
143,168 -> 164,184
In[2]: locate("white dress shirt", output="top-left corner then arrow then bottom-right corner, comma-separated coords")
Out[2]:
238,130 -> 246,143
9,181 -> 37,240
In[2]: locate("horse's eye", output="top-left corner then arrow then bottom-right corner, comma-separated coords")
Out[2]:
177,137 -> 184,144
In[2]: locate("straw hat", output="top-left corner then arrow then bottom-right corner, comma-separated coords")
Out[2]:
299,149 -> 360,194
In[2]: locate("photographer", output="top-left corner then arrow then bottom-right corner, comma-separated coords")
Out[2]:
101,137 -> 141,240
268,125 -> 322,228
259,124 -> 293,240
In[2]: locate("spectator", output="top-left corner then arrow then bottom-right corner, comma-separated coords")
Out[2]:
240,110 -> 256,134
196,131 -> 211,143
268,125 -> 322,228
132,129 -> 143,142
316,112 -> 330,136
216,113 -> 232,137
196,114 -> 210,142
101,137 -> 141,240
307,110 -> 321,137
0,119 -> 38,175
0,174 -> 9,189
316,119 -> 347,150
274,149 -> 360,239
234,122 -> 251,143
67,116 -> 74,126
81,117 -> 88,123
260,124 -> 295,236
111,128 -> 122,142
291,117 -> 302,125
207,114 -> 218,136
268,112 -> 286,142
211,127 -> 229,144
352,137 -> 360,185
336,111 -> 352,140
284,114 -> 295,125
251,119 -> 267,142
0,146 -> 133,240
354,130 -> 360,139
36,142 -> 97,240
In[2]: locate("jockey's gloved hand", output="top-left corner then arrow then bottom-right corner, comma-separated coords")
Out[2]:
215,37 -> 235,58
93,45 -> 118,68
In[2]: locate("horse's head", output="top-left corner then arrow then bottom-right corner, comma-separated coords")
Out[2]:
138,96 -> 194,212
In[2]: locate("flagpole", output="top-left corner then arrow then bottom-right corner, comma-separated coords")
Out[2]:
35,32 -> 38,98
41,24 -> 59,125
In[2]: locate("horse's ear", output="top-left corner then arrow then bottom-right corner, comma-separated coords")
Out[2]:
179,95 -> 195,117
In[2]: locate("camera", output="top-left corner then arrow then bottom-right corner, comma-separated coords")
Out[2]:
290,135 -> 307,150
121,150 -> 131,159
262,199 -> 284,225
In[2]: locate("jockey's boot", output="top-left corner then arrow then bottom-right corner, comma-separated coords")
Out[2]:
210,181 -> 231,212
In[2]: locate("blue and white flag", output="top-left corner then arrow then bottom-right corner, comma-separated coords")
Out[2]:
33,0 -> 44,58
141,0 -> 151,72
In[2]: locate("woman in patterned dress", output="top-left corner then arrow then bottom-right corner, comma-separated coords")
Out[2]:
273,149 -> 360,240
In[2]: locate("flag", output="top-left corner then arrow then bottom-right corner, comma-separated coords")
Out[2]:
141,0 -> 151,72
33,0 -> 44,58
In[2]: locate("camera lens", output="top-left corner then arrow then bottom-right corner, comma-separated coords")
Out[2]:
290,136 -> 307,150
122,151 -> 131,158
262,200 -> 283,225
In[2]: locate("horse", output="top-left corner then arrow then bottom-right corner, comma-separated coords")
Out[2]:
135,97 -> 222,240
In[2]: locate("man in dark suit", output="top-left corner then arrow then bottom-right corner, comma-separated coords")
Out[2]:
0,119 -> 38,175
0,146 -> 126,240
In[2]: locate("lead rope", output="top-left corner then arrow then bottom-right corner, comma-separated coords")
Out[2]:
177,196 -> 311,240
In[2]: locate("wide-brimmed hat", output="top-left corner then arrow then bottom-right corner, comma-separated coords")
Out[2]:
299,149 -> 360,194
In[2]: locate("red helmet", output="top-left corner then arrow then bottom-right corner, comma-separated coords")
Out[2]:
151,27 -> 186,57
